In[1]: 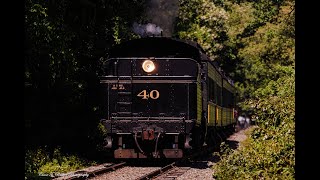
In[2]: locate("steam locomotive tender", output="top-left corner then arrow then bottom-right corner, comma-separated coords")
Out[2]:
99,37 -> 236,158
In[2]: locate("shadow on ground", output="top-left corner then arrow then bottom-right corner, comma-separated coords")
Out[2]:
225,140 -> 239,150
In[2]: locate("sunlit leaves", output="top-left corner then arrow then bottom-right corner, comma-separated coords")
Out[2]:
213,0 -> 294,179
236,2 -> 295,101
225,2 -> 255,40
25,147 -> 96,178
214,120 -> 294,179
176,0 -> 228,60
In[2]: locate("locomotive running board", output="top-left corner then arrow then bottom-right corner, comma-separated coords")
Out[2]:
114,149 -> 183,158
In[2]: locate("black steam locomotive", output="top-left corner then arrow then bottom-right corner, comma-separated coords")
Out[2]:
99,37 -> 237,158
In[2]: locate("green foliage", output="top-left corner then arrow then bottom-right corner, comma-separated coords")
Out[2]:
25,147 -> 96,179
25,147 -> 50,178
176,0 -> 228,60
235,1 -> 294,100
213,119 -> 294,179
224,1 -> 255,40
252,0 -> 285,24
175,2 -> 294,178
112,16 -> 141,45
25,0 -> 147,145
25,0 -> 147,177
207,0 -> 295,179
87,122 -> 109,153
97,122 -> 108,135
25,0 -> 77,88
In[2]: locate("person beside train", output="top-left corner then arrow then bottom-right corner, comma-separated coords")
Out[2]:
237,113 -> 245,129
245,114 -> 251,128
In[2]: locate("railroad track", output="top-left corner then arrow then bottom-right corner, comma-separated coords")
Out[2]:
52,149 -> 209,180
52,143 -> 219,180
35,125 -> 242,180
153,166 -> 191,180
51,141 -> 224,180
136,162 -> 191,180
52,129 -> 232,180
52,162 -> 126,180
135,144 -> 217,180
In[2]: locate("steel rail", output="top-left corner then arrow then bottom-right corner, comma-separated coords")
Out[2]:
52,162 -> 126,180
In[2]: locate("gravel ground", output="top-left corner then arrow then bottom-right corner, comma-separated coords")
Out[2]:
53,163 -> 114,180
74,127 -> 253,180
227,127 -> 250,145
90,166 -> 161,180
177,163 -> 215,180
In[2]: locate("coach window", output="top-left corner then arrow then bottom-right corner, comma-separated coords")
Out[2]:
222,88 -> 226,107
208,78 -> 215,102
216,85 -> 222,106
208,78 -> 212,102
229,91 -> 233,107
231,92 -> 235,107
225,90 -> 231,107
212,80 -> 216,103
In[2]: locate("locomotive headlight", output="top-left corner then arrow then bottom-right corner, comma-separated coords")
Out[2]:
142,60 -> 155,73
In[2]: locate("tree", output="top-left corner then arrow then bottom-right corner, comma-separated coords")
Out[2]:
175,0 -> 229,61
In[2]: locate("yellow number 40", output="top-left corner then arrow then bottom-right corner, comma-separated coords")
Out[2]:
137,90 -> 160,100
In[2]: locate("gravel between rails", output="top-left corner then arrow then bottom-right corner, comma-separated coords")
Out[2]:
78,163 -> 114,172
89,166 -> 161,180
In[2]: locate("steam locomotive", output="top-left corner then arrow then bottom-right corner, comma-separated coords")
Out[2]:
99,37 -> 237,158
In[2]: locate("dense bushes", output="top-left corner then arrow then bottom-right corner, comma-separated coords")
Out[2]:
25,147 -> 96,179
25,0 -> 146,178
175,0 -> 294,179
211,0 -> 294,178
213,74 -> 294,179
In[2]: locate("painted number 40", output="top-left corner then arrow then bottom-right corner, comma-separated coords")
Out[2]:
137,90 -> 160,99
